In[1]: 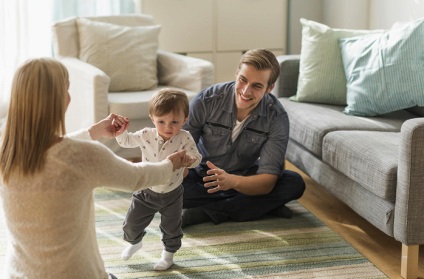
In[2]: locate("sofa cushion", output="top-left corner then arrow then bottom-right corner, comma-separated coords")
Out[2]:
291,18 -> 382,106
76,18 -> 160,92
339,18 -> 424,116
108,86 -> 197,119
280,98 -> 416,157
52,15 -> 156,58
322,131 -> 399,202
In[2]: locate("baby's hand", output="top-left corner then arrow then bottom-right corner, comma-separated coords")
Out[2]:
183,168 -> 189,177
112,115 -> 129,134
182,155 -> 196,168
167,150 -> 187,171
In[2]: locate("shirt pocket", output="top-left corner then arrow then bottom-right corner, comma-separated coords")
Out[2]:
202,122 -> 232,154
236,129 -> 268,160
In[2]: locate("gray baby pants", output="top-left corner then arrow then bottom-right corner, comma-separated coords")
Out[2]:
122,185 -> 184,253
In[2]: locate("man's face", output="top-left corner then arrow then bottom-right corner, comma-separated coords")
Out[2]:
234,63 -> 274,119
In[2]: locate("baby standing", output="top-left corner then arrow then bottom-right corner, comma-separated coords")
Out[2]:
116,88 -> 202,270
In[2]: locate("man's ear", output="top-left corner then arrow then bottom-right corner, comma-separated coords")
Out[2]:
183,117 -> 188,125
149,114 -> 154,123
267,83 -> 275,93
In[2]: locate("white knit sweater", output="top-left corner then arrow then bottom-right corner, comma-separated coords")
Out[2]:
0,131 -> 173,279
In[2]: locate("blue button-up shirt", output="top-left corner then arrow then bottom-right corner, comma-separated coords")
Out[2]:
183,81 -> 289,177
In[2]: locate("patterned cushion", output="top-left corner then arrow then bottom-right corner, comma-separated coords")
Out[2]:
339,18 -> 424,116
291,18 -> 382,105
76,18 -> 160,92
322,130 -> 399,201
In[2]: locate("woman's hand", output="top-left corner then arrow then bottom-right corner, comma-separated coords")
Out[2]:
166,150 -> 192,171
88,114 -> 129,140
111,115 -> 129,137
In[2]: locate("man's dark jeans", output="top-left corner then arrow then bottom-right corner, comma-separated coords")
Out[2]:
182,168 -> 306,224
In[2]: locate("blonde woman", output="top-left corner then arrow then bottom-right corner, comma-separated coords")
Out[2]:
0,58 -> 189,279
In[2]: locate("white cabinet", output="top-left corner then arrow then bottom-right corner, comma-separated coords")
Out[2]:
136,0 -> 214,53
216,0 -> 286,52
137,0 -> 287,83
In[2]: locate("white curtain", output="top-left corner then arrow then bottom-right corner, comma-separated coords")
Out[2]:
1,0 -> 55,129
53,0 -> 135,21
0,0 -> 134,127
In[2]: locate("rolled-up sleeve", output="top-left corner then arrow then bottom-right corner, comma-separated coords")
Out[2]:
257,111 -> 289,176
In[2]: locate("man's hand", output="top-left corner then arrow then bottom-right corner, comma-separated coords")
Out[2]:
203,161 -> 238,193
203,161 -> 277,195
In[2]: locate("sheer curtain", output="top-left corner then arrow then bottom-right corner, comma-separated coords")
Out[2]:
0,0 -> 54,125
0,0 -> 134,128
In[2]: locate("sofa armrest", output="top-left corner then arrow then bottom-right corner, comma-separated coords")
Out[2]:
60,57 -> 110,132
394,117 -> 424,244
271,54 -> 300,98
157,50 -> 214,92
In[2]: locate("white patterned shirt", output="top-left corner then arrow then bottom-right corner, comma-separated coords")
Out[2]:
116,127 -> 202,193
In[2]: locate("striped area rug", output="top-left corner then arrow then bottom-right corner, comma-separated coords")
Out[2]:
94,188 -> 388,279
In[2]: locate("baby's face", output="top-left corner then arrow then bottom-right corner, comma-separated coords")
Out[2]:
150,110 -> 187,141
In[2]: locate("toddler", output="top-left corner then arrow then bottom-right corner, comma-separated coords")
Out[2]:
116,88 -> 201,270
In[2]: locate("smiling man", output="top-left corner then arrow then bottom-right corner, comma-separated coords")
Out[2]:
181,49 -> 306,227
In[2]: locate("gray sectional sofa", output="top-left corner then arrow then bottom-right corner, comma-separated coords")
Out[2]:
273,55 -> 424,279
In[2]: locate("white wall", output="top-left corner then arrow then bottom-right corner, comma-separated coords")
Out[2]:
369,0 -> 424,29
288,0 -> 424,54
287,0 -> 370,54
322,0 -> 369,29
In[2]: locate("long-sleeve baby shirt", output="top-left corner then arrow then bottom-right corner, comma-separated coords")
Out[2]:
116,127 -> 202,193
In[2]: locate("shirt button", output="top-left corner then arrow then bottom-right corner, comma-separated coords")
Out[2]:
158,140 -> 164,144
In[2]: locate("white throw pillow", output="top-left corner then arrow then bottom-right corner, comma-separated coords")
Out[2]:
292,18 -> 382,105
76,18 -> 161,92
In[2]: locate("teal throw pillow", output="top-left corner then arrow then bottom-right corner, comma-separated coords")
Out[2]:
339,18 -> 424,116
292,18 -> 382,106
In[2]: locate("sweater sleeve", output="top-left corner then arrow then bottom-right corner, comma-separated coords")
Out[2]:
65,129 -> 91,141
65,140 -> 173,193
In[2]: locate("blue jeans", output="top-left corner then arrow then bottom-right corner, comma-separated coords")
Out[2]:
182,167 -> 306,224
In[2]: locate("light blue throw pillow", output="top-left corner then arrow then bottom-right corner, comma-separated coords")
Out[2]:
339,18 -> 424,116
292,18 -> 382,106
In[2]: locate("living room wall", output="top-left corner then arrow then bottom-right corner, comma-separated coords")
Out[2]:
288,0 -> 424,54
369,0 -> 424,29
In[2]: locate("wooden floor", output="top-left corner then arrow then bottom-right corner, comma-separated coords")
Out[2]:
285,161 -> 424,279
